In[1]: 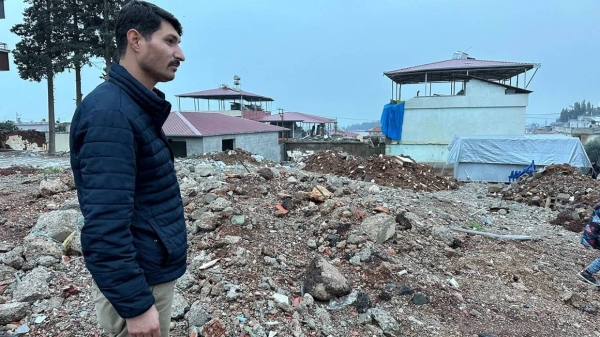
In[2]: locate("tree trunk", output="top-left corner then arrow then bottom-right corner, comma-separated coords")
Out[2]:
103,0 -> 111,76
75,61 -> 82,106
47,71 -> 56,155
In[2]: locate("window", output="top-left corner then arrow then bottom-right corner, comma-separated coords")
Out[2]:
222,138 -> 234,151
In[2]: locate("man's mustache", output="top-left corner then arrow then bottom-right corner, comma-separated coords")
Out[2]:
169,60 -> 181,67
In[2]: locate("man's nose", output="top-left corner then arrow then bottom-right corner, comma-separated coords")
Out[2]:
175,46 -> 185,62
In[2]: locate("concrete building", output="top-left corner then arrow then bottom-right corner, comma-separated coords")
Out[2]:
258,111 -> 337,139
163,111 -> 288,162
382,52 -> 540,164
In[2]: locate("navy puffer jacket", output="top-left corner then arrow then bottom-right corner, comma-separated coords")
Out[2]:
70,62 -> 187,318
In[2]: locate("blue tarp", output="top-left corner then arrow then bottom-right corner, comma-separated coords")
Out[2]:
380,102 -> 405,140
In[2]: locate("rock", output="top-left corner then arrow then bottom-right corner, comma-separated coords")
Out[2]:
231,215 -> 246,225
272,293 -> 289,305
396,211 -> 424,231
185,300 -> 211,328
304,257 -> 351,301
171,292 -> 189,319
62,198 -> 81,210
0,242 -> 14,253
195,164 -> 215,177
224,236 -> 241,245
398,285 -> 413,296
356,291 -> 371,314
257,168 -> 274,180
70,231 -> 82,255
347,234 -> 365,245
193,212 -> 220,231
23,237 -> 64,261
39,179 -> 67,196
307,239 -> 317,249
13,266 -> 51,303
0,302 -> 29,325
359,213 -> 396,244
25,210 -> 82,243
412,292 -> 429,305
371,308 -> 401,335
368,185 -> 381,194
199,317 -> 227,337
209,197 -> 232,212
0,264 -> 17,284
431,226 -> 456,247
0,246 -> 25,269
310,185 -> 332,202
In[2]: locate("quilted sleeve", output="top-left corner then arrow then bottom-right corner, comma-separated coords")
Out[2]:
75,109 -> 155,318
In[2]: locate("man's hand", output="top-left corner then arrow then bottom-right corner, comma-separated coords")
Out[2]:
125,305 -> 161,337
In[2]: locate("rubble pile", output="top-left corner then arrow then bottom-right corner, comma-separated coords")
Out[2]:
499,164 -> 600,232
191,149 -> 266,165
303,150 -> 459,192
0,153 -> 599,336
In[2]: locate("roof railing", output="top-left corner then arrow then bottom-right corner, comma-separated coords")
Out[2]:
0,42 -> 7,51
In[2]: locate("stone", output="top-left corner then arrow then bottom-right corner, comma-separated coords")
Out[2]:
359,213 -> 396,244
0,302 -> 29,325
310,185 -> 332,202
25,210 -> 83,243
193,212 -> 220,231
412,292 -> 429,305
0,242 -> 14,253
23,237 -> 64,261
231,215 -> 246,225
209,197 -> 232,212
61,198 -> 81,211
224,236 -> 241,245
0,246 -> 25,269
39,179 -> 67,196
304,257 -> 351,301
0,264 -> 17,284
371,308 -> 401,335
368,185 -> 381,194
13,266 -> 51,303
185,300 -> 211,327
257,168 -> 274,180
195,164 -> 215,177
397,211 -> 428,233
171,292 -> 189,319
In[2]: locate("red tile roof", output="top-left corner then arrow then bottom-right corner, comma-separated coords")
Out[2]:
163,111 -> 288,137
368,126 -> 382,132
258,111 -> 336,124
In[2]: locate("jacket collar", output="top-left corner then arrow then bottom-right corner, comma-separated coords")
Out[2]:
108,62 -> 172,127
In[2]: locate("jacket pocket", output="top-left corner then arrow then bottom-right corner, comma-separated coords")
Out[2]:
146,216 -> 173,267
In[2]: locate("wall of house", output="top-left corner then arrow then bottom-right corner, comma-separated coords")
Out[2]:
388,79 -> 529,163
203,132 -> 282,162
401,80 -> 528,143
386,143 -> 448,164
171,133 -> 282,162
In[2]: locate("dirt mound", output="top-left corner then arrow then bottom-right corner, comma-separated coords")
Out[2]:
501,163 -> 600,232
303,151 -> 459,192
0,166 -> 39,176
192,148 -> 263,165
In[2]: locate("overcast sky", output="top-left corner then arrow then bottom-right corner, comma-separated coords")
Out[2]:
1,0 -> 599,127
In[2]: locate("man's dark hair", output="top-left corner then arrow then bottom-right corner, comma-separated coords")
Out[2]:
115,1 -> 183,59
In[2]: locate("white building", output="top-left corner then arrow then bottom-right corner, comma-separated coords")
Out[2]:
382,52 -> 540,164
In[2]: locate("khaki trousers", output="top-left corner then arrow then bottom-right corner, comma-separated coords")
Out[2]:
91,280 -> 175,337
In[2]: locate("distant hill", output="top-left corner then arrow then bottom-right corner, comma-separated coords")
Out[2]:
345,121 -> 380,131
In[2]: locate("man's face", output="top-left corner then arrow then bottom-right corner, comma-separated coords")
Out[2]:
138,20 -> 185,83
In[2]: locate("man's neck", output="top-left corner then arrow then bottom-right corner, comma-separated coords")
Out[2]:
118,58 -> 157,90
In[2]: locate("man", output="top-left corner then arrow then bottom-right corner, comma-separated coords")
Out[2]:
69,1 -> 186,336
579,203 -> 600,286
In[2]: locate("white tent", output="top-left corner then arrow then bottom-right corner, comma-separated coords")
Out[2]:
446,134 -> 591,182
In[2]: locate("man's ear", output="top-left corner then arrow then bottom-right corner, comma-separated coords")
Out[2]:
127,29 -> 143,53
